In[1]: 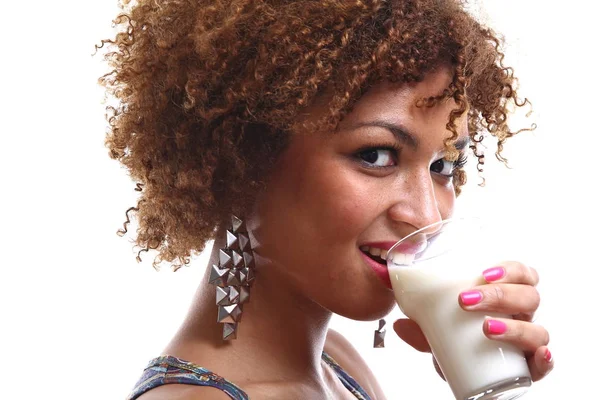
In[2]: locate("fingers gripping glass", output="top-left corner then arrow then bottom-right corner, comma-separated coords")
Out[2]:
386,218 -> 531,400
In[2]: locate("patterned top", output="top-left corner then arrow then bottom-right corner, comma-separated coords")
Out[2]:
128,352 -> 372,400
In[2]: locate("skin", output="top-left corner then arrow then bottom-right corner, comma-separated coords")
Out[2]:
137,68 -> 553,400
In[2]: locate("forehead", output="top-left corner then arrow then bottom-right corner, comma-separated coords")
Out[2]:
338,68 -> 469,138
292,67 -> 469,144
346,68 -> 458,120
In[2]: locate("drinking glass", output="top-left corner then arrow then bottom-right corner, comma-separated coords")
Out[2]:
386,217 -> 531,400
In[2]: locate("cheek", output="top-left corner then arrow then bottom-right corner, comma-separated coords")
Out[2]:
310,172 -> 382,241
436,184 -> 456,218
253,158 -> 372,251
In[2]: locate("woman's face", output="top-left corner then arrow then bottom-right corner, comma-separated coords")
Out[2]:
250,68 -> 470,320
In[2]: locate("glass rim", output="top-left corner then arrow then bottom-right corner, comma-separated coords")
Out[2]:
386,216 -> 483,265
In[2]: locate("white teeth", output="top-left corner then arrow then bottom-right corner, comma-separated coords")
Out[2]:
368,247 -> 381,257
391,252 -> 415,266
360,246 -> 390,261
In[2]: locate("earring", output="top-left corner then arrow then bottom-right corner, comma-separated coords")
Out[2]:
373,319 -> 386,348
208,216 -> 256,340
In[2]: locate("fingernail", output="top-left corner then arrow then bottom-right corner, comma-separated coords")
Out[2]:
545,348 -> 553,363
483,267 -> 505,282
460,290 -> 483,306
487,319 -> 507,335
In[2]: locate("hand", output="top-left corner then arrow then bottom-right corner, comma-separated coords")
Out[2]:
393,261 -> 554,382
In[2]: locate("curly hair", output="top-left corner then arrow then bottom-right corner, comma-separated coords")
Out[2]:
97,0 -> 533,270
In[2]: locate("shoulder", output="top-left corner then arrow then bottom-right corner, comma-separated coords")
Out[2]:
134,379 -> 304,400
134,384 -> 234,400
325,328 -> 387,400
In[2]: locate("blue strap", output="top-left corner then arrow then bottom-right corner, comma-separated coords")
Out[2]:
127,355 -> 248,400
127,353 -> 372,400
322,351 -> 372,400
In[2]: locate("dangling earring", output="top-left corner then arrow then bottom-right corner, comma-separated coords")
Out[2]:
208,216 -> 256,340
373,319 -> 386,348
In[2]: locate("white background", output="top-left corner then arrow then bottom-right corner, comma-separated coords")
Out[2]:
1,1 -> 598,399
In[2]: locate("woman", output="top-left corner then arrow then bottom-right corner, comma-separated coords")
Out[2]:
99,0 -> 553,398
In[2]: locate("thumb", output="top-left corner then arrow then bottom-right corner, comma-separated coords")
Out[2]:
393,318 -> 431,353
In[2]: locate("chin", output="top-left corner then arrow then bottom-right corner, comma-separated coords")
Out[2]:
329,291 -> 397,322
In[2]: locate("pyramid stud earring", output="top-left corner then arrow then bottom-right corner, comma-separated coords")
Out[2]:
208,216 -> 255,340
373,319 -> 386,348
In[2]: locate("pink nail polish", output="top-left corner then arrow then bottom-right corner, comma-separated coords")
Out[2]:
487,319 -> 507,335
483,267 -> 505,282
545,349 -> 553,363
460,291 -> 482,306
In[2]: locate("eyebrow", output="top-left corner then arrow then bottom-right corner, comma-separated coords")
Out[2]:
346,119 -> 471,151
454,136 -> 471,150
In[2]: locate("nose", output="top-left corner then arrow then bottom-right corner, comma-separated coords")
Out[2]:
387,172 -> 444,235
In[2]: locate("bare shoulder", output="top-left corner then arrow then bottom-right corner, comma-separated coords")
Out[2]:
325,329 -> 387,400
135,383 -> 233,400
135,380 -> 308,400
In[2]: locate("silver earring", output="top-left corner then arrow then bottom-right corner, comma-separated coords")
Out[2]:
373,319 -> 386,348
208,216 -> 256,340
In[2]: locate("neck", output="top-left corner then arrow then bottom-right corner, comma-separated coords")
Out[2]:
166,230 -> 333,383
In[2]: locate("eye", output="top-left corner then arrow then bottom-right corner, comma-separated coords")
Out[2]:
430,158 -> 455,176
357,148 -> 396,168
430,153 -> 468,177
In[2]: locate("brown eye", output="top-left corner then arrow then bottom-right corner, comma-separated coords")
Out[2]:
430,159 -> 449,174
358,149 -> 395,167
431,153 -> 468,177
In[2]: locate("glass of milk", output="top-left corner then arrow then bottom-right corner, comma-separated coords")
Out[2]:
387,217 -> 532,400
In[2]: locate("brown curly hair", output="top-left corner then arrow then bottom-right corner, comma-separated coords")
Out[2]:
97,0 -> 533,270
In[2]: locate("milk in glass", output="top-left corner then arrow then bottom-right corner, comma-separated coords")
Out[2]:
389,258 -> 531,400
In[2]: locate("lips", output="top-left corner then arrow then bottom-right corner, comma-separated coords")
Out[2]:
359,245 -> 389,264
361,241 -> 426,256
359,240 -> 426,289
360,250 -> 392,289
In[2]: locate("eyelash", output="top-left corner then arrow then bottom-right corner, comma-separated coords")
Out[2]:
453,152 -> 468,170
355,143 -> 468,178
354,140 -> 469,178
354,143 -> 401,168
433,151 -> 469,178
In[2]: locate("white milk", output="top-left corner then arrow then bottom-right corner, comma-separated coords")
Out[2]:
389,263 -> 531,400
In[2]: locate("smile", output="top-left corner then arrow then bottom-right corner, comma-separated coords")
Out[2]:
359,249 -> 392,289
360,245 -> 388,264
360,245 -> 417,265
359,243 -> 419,290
